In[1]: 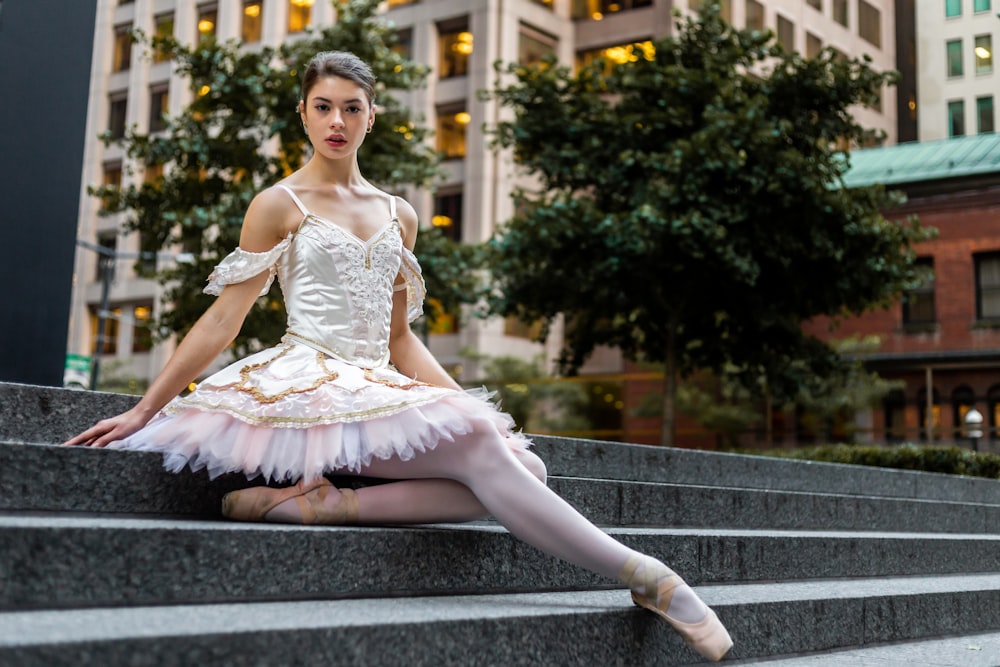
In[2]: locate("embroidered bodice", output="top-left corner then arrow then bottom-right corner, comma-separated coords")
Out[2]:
205,184 -> 426,369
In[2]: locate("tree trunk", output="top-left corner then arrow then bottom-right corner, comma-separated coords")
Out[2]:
659,316 -> 679,447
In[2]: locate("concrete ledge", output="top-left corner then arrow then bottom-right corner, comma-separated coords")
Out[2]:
4,514 -> 1000,611
3,576 -> 1000,665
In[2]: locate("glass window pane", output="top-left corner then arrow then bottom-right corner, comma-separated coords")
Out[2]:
113,24 -> 132,72
439,27 -> 473,79
776,15 -> 794,51
833,0 -> 848,26
975,34 -> 993,74
807,0 -> 821,9
746,1 -> 765,31
153,14 -> 174,63
287,0 -> 311,33
973,0 -> 991,11
858,1 -> 881,48
977,254 -> 1000,318
806,32 -> 822,59
947,39 -> 963,77
978,96 -> 995,133
948,99 -> 965,136
242,2 -> 263,42
436,107 -> 469,158
946,0 -> 962,17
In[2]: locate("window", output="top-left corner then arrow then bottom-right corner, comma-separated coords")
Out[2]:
776,15 -> 794,51
947,39 -> 963,77
131,304 -> 154,353
975,34 -> 993,74
858,1 -> 880,48
976,253 -> 1000,320
153,14 -> 174,63
531,0 -> 555,9
387,0 -> 419,6
571,0 -> 653,20
577,41 -> 655,72
242,2 -> 263,42
436,107 -> 469,159
902,258 -> 935,326
519,25 -> 557,67
438,25 -> 473,78
974,0 -> 992,11
946,0 -> 962,16
806,32 -> 822,59
883,390 -> 905,442
746,0 -> 764,30
690,0 -> 732,20
833,0 -> 848,26
393,28 -> 413,60
807,0 -> 822,9
948,99 -> 965,136
108,95 -> 128,139
952,386 -> 977,439
288,0 -> 312,33
96,232 -> 117,281
197,5 -> 217,42
149,85 -> 169,133
432,190 -> 463,243
978,96 -> 995,133
112,24 -> 132,72
90,307 -> 120,356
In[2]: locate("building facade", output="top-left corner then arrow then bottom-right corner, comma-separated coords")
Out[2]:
914,0 -> 997,141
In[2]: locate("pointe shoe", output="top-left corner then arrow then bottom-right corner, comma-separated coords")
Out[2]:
620,555 -> 733,662
221,477 -> 359,525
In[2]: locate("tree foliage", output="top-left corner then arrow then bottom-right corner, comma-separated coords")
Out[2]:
93,0 -> 464,357
484,4 -> 936,444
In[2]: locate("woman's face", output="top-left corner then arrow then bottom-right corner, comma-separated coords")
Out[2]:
300,76 -> 375,159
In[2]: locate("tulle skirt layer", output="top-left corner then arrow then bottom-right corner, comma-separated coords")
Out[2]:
109,341 -> 529,482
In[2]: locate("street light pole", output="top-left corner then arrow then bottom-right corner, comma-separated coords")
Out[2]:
965,407 -> 984,453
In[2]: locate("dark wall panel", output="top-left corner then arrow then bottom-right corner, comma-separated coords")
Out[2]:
0,0 -> 98,385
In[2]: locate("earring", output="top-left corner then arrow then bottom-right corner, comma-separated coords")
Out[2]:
366,125 -> 373,134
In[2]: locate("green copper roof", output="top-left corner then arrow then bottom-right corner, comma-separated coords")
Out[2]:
843,133 -> 1000,188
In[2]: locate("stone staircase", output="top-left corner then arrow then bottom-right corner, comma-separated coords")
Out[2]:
2,380 -> 1000,665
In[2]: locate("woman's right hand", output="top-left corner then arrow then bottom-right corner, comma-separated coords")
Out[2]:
63,406 -> 154,448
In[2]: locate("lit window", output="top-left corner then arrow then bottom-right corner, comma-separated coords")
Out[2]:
776,15 -> 794,51
975,34 -> 993,74
952,386 -> 976,440
112,24 -> 132,72
858,0 -> 880,48
90,307 -> 120,356
947,39 -> 963,77
242,2 -> 263,43
806,32 -> 822,59
532,0 -> 555,8
433,191 -> 463,243
745,0 -> 764,31
571,0 -> 653,20
917,387 -> 941,442
577,41 -> 654,72
439,26 -> 473,79
132,304 -> 154,353
948,99 -> 965,137
149,86 -> 169,133
978,96 -> 995,134
902,258 -> 935,326
946,0 -> 961,17
437,107 -> 469,159
197,5 -> 217,43
833,0 -> 848,26
519,25 -> 557,67
153,14 -> 173,63
288,0 -> 313,33
976,253 -> 1000,320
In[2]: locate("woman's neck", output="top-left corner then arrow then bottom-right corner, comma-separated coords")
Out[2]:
300,154 -> 366,187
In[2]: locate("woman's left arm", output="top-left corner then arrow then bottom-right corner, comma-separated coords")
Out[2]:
387,196 -> 462,391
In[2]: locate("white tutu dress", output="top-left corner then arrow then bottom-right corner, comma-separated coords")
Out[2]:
111,184 -> 529,482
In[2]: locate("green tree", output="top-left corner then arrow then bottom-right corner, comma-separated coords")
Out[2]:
484,5 -> 935,445
94,0 -> 474,357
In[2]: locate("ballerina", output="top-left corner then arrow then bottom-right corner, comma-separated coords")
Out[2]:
66,51 -> 732,661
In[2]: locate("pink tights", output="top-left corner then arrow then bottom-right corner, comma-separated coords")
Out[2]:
267,418 -> 708,623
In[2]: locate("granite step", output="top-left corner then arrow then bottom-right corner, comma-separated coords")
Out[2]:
4,441 -> 999,534
4,380 -> 999,505
4,512 -> 1000,611
2,575 -> 1000,666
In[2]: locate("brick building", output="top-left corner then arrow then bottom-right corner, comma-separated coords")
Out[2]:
803,133 -> 1000,450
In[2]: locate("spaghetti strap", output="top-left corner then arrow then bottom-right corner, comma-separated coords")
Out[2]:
276,184 -> 311,218
388,194 -> 397,221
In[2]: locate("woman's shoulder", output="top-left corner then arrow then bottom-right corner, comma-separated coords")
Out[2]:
388,194 -> 418,248
241,185 -> 303,245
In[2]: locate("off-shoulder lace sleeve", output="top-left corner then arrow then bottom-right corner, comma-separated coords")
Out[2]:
395,246 -> 427,323
204,234 -> 293,297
